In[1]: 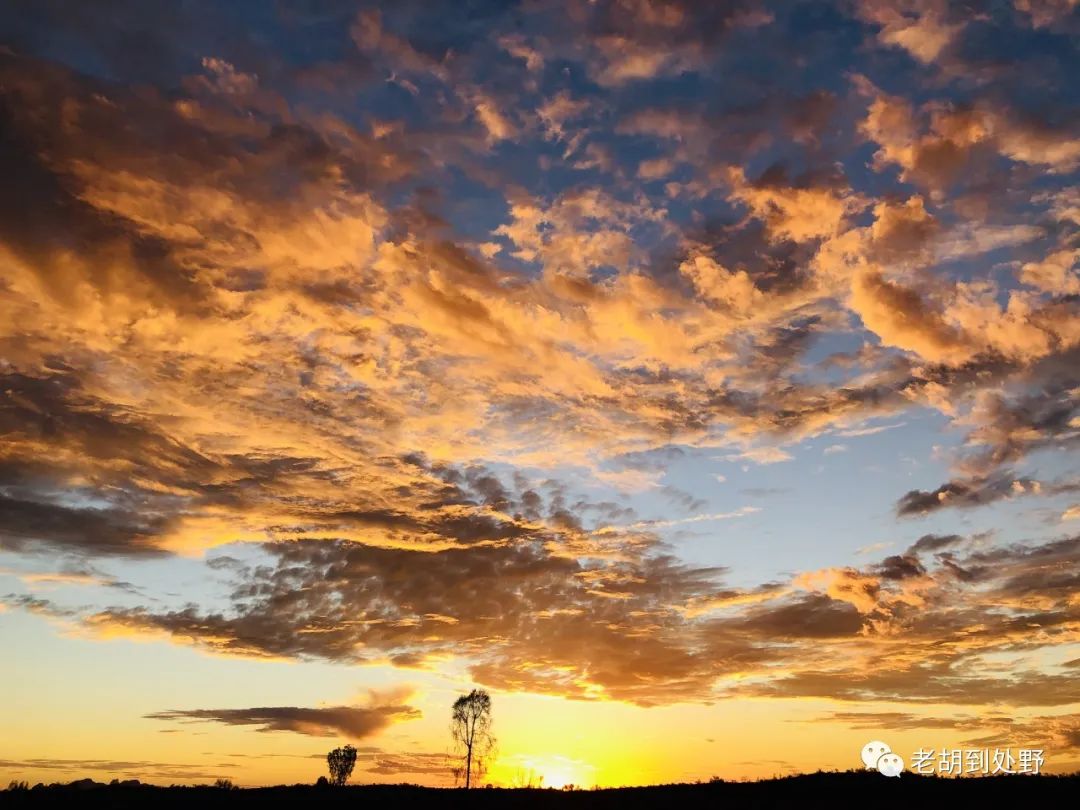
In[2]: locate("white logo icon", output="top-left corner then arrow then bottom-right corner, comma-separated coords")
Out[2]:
877,752 -> 904,777
861,741 -> 905,777
861,740 -> 891,769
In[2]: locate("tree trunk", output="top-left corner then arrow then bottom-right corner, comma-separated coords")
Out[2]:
465,743 -> 473,789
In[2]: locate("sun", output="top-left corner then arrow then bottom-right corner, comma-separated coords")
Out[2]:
501,754 -> 596,789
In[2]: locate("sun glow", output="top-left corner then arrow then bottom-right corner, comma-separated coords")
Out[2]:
498,754 -> 597,790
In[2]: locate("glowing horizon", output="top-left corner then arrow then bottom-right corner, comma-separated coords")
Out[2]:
1,0 -> 1079,789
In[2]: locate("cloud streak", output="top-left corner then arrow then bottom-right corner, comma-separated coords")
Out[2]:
145,701 -> 419,740
0,0 -> 1077,753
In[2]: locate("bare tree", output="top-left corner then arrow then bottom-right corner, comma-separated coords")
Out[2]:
450,689 -> 496,788
510,767 -> 544,789
327,745 -> 357,786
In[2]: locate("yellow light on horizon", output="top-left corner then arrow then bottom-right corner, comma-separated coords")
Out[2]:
497,753 -> 596,789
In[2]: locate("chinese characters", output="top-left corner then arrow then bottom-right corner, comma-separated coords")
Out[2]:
909,748 -> 1045,776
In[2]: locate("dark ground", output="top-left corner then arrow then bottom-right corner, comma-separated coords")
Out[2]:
4,771 -> 1079,809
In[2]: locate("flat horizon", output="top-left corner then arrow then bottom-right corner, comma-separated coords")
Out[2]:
2,0 -> 1078,792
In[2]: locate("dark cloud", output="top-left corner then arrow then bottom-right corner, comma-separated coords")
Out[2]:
898,474 -> 1031,516
145,701 -> 419,739
732,594 -> 864,639
744,662 -> 1080,706
88,538 -> 734,704
898,352 -> 1080,517
0,492 -> 173,557
907,533 -> 967,554
0,758 -> 237,781
962,715 -> 1080,752
873,553 -> 925,580
34,530 -> 1070,709
898,475 -> 1080,520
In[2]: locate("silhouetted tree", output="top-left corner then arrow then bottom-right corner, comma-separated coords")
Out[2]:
450,689 -> 496,789
510,767 -> 543,788
327,745 -> 357,786
213,778 -> 235,790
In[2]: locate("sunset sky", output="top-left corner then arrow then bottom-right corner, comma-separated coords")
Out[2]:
2,0 -> 1079,789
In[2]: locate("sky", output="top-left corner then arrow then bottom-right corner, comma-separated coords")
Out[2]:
1,0 -> 1079,790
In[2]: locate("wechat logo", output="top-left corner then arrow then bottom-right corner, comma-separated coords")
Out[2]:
861,741 -> 905,778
